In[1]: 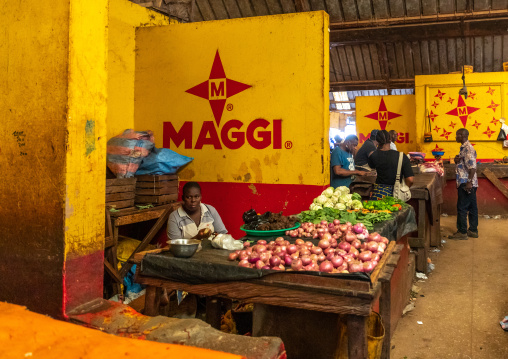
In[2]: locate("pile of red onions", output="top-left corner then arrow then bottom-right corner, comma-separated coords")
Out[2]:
229,221 -> 390,274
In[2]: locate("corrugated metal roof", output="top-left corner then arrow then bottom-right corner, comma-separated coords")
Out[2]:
180,1 -> 508,91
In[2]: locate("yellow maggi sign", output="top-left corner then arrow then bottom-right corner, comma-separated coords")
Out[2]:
356,95 -> 416,153
134,12 -> 330,186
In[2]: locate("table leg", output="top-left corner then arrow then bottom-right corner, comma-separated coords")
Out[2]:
346,315 -> 367,359
206,297 -> 222,330
380,280 -> 391,359
144,286 -> 161,316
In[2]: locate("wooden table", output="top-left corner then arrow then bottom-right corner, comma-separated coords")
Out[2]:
103,202 -> 181,297
133,242 -> 403,359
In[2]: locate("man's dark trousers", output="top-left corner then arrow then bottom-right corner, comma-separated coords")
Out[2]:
457,184 -> 478,234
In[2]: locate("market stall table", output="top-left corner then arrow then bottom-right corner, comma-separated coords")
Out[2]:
132,208 -> 415,359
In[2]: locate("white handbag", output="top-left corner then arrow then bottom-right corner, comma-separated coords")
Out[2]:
393,152 -> 411,202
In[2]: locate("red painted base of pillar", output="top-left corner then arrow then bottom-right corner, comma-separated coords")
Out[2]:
63,250 -> 104,317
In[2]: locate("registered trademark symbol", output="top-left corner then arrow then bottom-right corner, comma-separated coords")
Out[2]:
284,141 -> 293,149
226,103 -> 233,111
410,140 -> 413,144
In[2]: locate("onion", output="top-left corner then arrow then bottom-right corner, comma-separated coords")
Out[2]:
362,261 -> 375,272
368,232 -> 381,242
274,247 -> 286,257
290,252 -> 299,261
272,266 -> 281,271
380,237 -> 389,244
304,263 -> 318,271
312,233 -> 319,239
338,263 -> 348,272
295,238 -> 305,246
348,261 -> 363,273
339,224 -> 348,232
358,251 -> 372,262
331,256 -> 344,268
246,248 -> 253,255
377,246 -> 385,254
261,265 -> 270,270
310,254 -> 318,262
301,255 -> 312,266
305,241 -> 314,248
255,260 -> 266,269
371,260 -> 378,267
318,239 -> 330,249
238,259 -> 250,267
351,239 -> 361,249
243,242 -> 251,248
311,246 -> 323,255
349,247 -> 359,259
290,230 -> 298,237
326,252 -> 335,261
328,226 -> 337,234
287,244 -> 298,254
255,244 -> 267,253
378,242 -> 387,250
284,255 -> 293,266
338,241 -> 351,252
333,219 -> 340,225
275,237 -> 284,244
367,241 -> 379,253
336,249 -> 347,257
324,247 -> 334,255
319,261 -> 334,273
322,233 -> 332,241
299,248 -> 310,256
285,231 -> 289,235
279,264 -> 286,270
343,255 -> 354,263
353,224 -> 363,234
372,253 -> 381,262
344,232 -> 357,243
269,256 -> 281,267
321,220 -> 328,225
291,258 -> 303,271
248,254 -> 260,264
317,228 -> 325,235
317,254 -> 326,262
228,252 -> 239,261
330,238 -> 338,248
356,233 -> 366,240
257,240 -> 267,245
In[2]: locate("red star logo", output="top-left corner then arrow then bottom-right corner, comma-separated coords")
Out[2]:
447,97 -> 455,105
440,129 -> 452,140
431,101 -> 439,109
486,86 -> 496,96
364,97 -> 402,130
446,95 -> 480,127
471,120 -> 481,130
449,121 -> 457,129
483,126 -> 496,138
433,125 -> 441,132
429,111 -> 438,122
435,89 -> 446,100
186,50 -> 251,125
433,144 -> 444,151
487,100 -> 500,113
491,117 -> 500,125
468,91 -> 476,100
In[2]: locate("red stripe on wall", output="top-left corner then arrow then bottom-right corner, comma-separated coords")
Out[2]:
179,182 -> 328,239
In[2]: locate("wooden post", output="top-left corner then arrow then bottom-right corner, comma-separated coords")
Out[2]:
379,275 -> 393,359
144,286 -> 160,316
206,297 -> 222,330
347,315 -> 368,359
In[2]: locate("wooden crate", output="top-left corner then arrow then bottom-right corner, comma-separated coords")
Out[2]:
135,174 -> 178,205
106,178 -> 136,209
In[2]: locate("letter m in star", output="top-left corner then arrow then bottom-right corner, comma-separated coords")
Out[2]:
365,97 -> 402,130
186,50 -> 252,126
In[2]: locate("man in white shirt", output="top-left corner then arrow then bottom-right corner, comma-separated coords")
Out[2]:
389,130 -> 398,151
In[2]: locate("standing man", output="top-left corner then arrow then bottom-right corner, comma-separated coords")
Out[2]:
330,134 -> 368,188
355,129 -> 379,171
449,128 -> 478,240
389,130 -> 398,151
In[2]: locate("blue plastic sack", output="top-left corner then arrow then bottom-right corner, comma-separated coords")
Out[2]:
135,147 -> 194,175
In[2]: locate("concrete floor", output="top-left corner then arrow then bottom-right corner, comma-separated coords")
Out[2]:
391,216 -> 508,359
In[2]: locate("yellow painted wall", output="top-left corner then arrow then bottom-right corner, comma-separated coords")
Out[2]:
107,0 -> 172,140
356,95 -> 417,154
415,72 -> 508,159
134,11 -> 330,185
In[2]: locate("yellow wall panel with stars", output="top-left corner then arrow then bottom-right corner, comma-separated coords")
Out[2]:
415,72 -> 508,160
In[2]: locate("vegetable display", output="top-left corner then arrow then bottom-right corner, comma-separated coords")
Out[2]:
242,209 -> 298,230
309,186 -> 363,211
228,220 -> 389,274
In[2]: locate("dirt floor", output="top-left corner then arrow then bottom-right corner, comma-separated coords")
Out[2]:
390,215 -> 508,358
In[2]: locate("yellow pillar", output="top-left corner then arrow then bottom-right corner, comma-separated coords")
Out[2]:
0,0 -> 108,317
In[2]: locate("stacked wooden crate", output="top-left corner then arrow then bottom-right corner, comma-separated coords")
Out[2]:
106,178 -> 136,209
135,174 -> 179,205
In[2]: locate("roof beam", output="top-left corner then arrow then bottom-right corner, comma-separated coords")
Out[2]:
330,79 -> 414,92
330,17 -> 508,46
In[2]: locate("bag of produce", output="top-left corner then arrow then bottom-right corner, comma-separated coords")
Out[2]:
107,129 -> 154,178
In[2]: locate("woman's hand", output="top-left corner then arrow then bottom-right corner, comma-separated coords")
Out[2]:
405,176 -> 414,188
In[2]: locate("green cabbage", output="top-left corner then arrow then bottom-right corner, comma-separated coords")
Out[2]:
323,201 -> 334,208
309,203 -> 323,211
334,203 -> 346,210
330,195 -> 340,204
314,195 -> 328,204
351,199 -> 363,210
322,187 -> 335,198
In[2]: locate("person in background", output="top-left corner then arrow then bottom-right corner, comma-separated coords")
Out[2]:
355,129 -> 379,171
367,130 -> 414,200
333,135 -> 343,148
449,128 -> 478,240
330,134 -> 368,189
389,130 -> 398,151
167,182 -> 227,240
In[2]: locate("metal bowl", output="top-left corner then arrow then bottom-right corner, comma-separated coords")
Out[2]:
168,239 -> 200,258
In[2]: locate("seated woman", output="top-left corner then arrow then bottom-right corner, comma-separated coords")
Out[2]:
367,130 -> 414,200
167,182 -> 227,239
